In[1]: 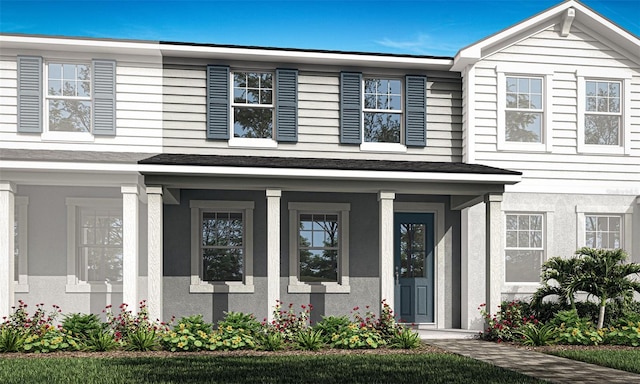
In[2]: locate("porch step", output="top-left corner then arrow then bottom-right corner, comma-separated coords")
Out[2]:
415,328 -> 480,340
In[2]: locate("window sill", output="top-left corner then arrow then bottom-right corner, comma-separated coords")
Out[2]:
190,280 -> 255,293
577,144 -> 627,156
229,138 -> 278,149
287,281 -> 350,294
359,142 -> 407,153
66,282 -> 123,293
14,283 -> 29,293
41,131 -> 95,143
497,141 -> 549,153
503,283 -> 541,295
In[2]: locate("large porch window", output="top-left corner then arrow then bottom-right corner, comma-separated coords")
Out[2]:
189,201 -> 254,293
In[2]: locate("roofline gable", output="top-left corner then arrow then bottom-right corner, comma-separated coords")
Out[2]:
451,0 -> 640,71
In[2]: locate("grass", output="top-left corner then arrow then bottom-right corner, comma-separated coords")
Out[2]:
0,353 -> 545,384
547,349 -> 640,374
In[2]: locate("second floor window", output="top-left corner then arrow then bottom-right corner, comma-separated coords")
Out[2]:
505,76 -> 543,143
584,80 -> 621,146
585,215 -> 621,249
46,63 -> 91,132
363,78 -> 402,143
232,71 -> 274,139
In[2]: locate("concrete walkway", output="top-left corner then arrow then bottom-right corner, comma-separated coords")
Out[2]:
426,339 -> 640,384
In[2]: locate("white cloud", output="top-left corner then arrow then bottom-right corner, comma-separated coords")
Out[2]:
375,33 -> 462,56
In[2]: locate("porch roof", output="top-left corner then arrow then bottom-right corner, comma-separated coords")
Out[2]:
139,154 -> 521,176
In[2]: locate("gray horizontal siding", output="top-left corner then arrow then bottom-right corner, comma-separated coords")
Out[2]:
162,63 -> 463,162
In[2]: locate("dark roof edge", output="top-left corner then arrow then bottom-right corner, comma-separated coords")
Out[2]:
159,40 -> 454,60
139,154 -> 522,176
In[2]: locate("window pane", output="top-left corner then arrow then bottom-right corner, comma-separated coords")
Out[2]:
505,111 -> 541,142
299,249 -> 337,282
234,107 -> 273,138
203,248 -> 243,281
48,80 -> 61,96
48,100 -> 91,132
585,215 -> 622,250
585,115 -> 619,145
505,250 -> 542,282
79,208 -> 122,283
364,112 -> 400,143
399,223 -> 427,278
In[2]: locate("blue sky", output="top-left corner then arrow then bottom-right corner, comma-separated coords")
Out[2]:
1,0 -> 638,56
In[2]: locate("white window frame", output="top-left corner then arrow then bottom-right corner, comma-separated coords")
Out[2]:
189,200 -> 255,293
576,205 -> 633,252
360,76 -> 406,153
288,202 -> 350,293
65,198 -> 122,293
228,70 -> 277,148
504,212 -> 545,285
42,61 -> 94,142
496,64 -> 554,152
14,196 -> 29,293
577,68 -> 632,155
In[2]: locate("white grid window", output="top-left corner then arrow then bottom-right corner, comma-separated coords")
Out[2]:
363,78 -> 402,143
505,76 -> 543,143
46,63 -> 92,133
585,215 -> 621,249
584,80 -> 621,146
505,213 -> 544,283
232,71 -> 273,139
78,207 -> 123,283
298,213 -> 340,283
200,211 -> 244,282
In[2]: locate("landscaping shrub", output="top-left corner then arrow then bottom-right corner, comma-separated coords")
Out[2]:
479,300 -> 539,342
161,314 -> 213,352
314,315 -> 351,344
62,313 -> 103,341
257,329 -> 284,351
267,300 -> 312,342
389,327 -> 421,349
330,322 -> 386,349
295,328 -> 324,351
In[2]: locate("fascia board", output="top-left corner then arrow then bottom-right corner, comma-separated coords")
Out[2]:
159,44 -> 453,71
0,160 -> 521,185
0,34 -> 162,57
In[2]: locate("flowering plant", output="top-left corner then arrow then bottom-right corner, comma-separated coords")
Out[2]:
479,300 -> 538,342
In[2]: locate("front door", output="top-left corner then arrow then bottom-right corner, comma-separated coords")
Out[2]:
394,212 -> 434,323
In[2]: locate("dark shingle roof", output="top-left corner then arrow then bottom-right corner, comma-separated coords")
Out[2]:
139,154 -> 521,176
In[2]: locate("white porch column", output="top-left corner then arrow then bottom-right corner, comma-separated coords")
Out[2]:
485,193 -> 503,317
122,185 -> 140,313
0,181 -> 16,319
378,191 -> 395,312
266,189 -> 281,322
146,187 -> 163,322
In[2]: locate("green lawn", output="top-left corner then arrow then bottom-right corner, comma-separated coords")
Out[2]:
0,353 -> 545,384
547,349 -> 640,374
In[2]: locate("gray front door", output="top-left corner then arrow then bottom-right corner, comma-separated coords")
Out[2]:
394,213 -> 434,323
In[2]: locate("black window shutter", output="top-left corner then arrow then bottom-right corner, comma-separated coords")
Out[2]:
275,68 -> 298,142
17,56 -> 42,133
340,72 -> 362,144
405,75 -> 427,147
206,65 -> 230,140
92,60 -> 116,136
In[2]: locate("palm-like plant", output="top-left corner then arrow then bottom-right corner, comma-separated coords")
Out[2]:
532,256 -> 583,310
570,248 -> 640,329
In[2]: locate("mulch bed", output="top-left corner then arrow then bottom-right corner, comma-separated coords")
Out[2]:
0,343 -> 447,359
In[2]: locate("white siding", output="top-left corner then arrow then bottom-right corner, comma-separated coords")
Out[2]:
162,63 -> 463,162
0,52 -> 163,153
471,24 -> 640,191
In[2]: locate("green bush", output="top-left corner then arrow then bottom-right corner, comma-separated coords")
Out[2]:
161,316 -> 213,352
84,330 -> 119,352
0,328 -> 25,352
514,323 -> 556,346
479,300 -> 538,342
605,321 -> 640,346
62,313 -> 103,341
217,312 -> 260,335
330,322 -> 385,349
388,328 -> 421,349
314,315 -> 351,343
295,328 -> 324,351
257,329 -> 284,351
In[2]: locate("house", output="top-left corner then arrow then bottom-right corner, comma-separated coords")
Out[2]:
0,0 -> 637,330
